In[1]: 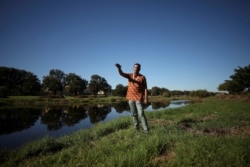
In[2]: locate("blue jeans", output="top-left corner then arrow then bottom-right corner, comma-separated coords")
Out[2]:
128,100 -> 149,132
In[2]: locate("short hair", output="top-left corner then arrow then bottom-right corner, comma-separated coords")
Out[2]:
134,63 -> 141,70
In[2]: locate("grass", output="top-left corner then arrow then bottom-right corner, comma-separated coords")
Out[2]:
0,96 -> 250,167
0,96 -> 126,108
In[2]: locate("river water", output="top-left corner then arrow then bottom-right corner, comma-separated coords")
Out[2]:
0,100 -> 189,150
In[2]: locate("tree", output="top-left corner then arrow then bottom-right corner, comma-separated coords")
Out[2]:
160,88 -> 170,97
190,89 -> 211,98
42,76 -> 63,95
171,90 -> 184,96
64,73 -> 88,96
151,86 -> 161,96
114,84 -> 127,96
42,69 -> 65,95
0,67 -> 41,96
49,69 -> 66,87
21,72 -> 41,95
218,64 -> 250,94
230,65 -> 250,92
88,75 -> 111,95
218,80 -> 244,94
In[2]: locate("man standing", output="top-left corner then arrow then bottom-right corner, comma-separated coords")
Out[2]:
115,63 -> 149,133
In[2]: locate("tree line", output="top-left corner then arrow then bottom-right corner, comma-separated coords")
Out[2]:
113,84 -> 214,98
1,64 -> 249,97
0,67 -> 111,97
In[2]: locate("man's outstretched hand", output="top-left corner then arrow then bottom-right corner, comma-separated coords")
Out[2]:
115,63 -> 121,68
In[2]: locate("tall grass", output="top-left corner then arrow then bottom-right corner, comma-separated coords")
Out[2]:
1,97 -> 249,167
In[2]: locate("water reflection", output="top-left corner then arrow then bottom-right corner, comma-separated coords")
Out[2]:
112,101 -> 130,113
150,101 -> 170,110
41,106 -> 88,130
86,105 -> 111,124
0,108 -> 40,135
0,100 -> 189,149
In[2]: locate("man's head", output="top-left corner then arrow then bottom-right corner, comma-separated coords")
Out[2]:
133,63 -> 141,74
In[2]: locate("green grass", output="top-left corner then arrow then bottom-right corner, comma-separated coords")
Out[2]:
0,97 -> 250,167
0,96 -> 126,108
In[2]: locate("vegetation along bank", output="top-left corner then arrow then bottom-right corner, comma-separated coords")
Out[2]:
0,96 -> 249,167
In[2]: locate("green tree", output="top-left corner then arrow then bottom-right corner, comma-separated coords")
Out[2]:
88,75 -> 111,95
42,76 -> 62,95
114,84 -> 127,96
42,69 -> 65,95
0,67 -> 41,96
160,87 -> 170,97
170,90 -> 183,96
64,73 -> 88,96
21,73 -> 41,95
218,80 -> 244,94
190,89 -> 211,98
230,65 -> 250,92
151,86 -> 161,96
218,64 -> 250,94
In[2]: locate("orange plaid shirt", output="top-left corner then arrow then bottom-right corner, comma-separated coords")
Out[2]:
125,73 -> 147,101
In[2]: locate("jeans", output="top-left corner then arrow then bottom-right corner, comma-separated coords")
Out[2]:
128,100 -> 149,132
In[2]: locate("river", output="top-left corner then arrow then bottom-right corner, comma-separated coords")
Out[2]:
0,100 -> 189,150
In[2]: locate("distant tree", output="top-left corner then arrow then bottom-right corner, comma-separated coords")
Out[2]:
21,72 -> 41,95
218,64 -> 250,94
42,69 -> 65,95
160,87 -> 170,97
64,73 -> 88,96
151,86 -> 161,96
190,89 -> 211,98
170,90 -> 183,96
0,67 -> 41,96
49,69 -> 66,87
183,90 -> 191,96
218,80 -> 244,94
42,76 -> 62,95
114,84 -> 127,96
88,75 -> 111,95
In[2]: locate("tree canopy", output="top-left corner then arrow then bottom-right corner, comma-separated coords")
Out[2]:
0,67 -> 41,97
42,69 -> 89,96
218,64 -> 250,94
64,73 -> 88,96
88,74 -> 111,95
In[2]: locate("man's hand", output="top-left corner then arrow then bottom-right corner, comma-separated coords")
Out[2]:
115,63 -> 121,68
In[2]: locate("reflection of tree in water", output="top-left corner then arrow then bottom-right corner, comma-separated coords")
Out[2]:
63,106 -> 87,126
0,108 -> 40,135
41,107 -> 64,130
151,101 -> 170,110
112,101 -> 130,113
86,105 -> 111,124
41,106 -> 88,130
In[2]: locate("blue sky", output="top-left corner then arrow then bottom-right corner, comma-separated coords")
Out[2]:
1,0 -> 249,92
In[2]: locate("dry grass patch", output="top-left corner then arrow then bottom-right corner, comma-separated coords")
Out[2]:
200,126 -> 250,137
149,150 -> 176,166
148,118 -> 172,126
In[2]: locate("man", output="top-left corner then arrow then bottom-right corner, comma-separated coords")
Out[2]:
115,63 -> 149,133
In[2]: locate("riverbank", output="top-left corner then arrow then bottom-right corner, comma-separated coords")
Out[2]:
0,95 -> 201,108
0,96 -> 249,167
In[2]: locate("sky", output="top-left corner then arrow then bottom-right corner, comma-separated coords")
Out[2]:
1,0 -> 250,92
